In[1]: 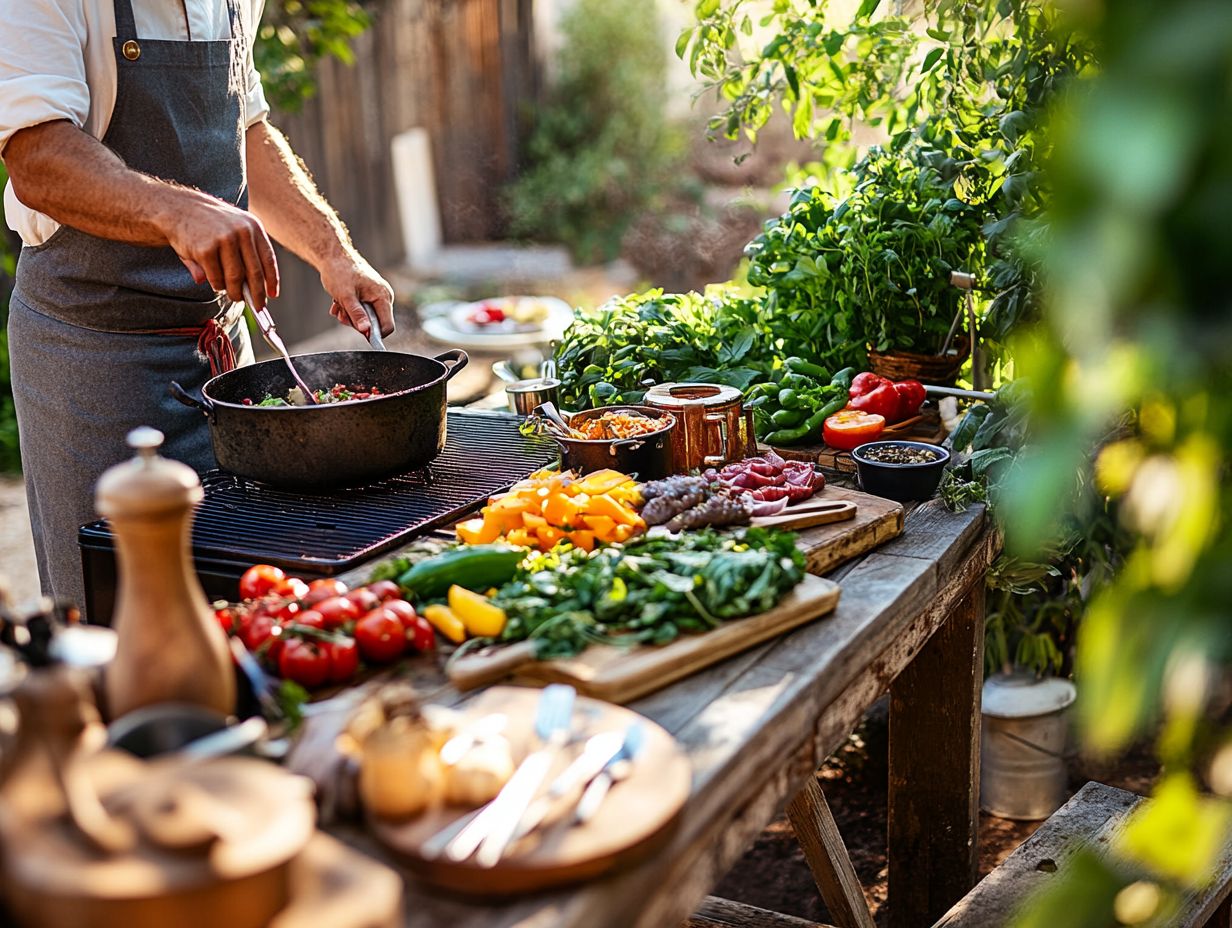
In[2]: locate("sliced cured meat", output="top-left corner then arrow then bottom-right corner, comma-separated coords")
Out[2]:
748,497 -> 790,518
749,485 -> 792,502
784,482 -> 815,502
729,469 -> 779,489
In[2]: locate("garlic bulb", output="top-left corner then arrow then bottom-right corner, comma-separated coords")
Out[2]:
444,736 -> 515,807
358,717 -> 444,820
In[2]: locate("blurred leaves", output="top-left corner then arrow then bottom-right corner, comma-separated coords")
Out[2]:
255,0 -> 371,113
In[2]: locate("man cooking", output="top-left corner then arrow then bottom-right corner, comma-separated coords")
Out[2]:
0,0 -> 395,611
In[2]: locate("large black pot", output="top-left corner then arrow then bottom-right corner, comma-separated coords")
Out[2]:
172,348 -> 467,488
555,406 -> 676,480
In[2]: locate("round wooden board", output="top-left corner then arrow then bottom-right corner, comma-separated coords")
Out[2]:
370,686 -> 691,895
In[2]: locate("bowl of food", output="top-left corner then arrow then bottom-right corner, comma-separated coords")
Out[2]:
851,440 -> 950,502
555,406 -> 676,480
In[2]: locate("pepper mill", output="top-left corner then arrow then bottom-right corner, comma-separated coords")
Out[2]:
99,428 -> 234,718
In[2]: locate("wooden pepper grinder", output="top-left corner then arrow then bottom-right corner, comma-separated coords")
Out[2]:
99,428 -> 234,718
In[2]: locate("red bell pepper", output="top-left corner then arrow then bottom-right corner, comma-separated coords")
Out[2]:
849,372 -> 886,398
892,380 -> 926,421
849,382 -> 901,421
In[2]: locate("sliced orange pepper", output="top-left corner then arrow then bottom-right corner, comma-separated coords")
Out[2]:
536,525 -> 565,549
568,530 -> 596,552
543,492 -> 582,528
505,527 -> 536,548
582,514 -> 617,538
588,493 -> 637,526
577,469 -> 632,495
522,512 -> 548,530
456,517 -> 500,545
612,523 -> 636,543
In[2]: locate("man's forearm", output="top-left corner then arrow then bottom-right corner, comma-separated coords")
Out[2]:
245,120 -> 355,270
4,119 -> 199,246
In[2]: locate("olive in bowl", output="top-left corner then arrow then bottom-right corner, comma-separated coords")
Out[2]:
851,440 -> 950,502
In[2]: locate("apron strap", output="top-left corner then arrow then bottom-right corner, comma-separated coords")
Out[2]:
112,0 -> 137,39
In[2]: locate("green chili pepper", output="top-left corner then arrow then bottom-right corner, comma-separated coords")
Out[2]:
763,423 -> 813,445
830,367 -> 856,391
746,395 -> 769,409
785,357 -> 832,380
770,407 -> 808,428
777,388 -> 802,409
814,396 -> 848,420
746,382 -> 780,400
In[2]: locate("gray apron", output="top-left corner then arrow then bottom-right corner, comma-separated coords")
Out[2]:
9,0 -> 255,614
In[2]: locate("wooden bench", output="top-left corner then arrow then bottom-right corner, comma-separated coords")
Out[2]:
933,781 -> 1232,928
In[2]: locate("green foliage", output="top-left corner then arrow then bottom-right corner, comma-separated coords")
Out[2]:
255,0 -> 371,113
680,0 -> 1095,358
0,163 -> 20,473
505,0 -> 685,262
552,289 -> 773,409
747,141 -> 985,362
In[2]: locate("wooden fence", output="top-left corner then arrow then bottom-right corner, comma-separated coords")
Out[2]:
269,0 -> 538,342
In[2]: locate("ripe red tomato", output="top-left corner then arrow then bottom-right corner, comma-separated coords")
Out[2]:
275,576 -> 310,601
239,564 -> 286,601
354,608 -> 405,663
365,580 -> 402,603
303,578 -> 349,606
383,599 -> 418,630
346,588 -> 381,614
823,410 -> 886,451
214,607 -> 235,634
321,636 -> 360,683
273,598 -> 302,623
315,596 -> 362,629
294,609 -> 325,631
279,639 -> 329,688
240,612 -> 286,667
405,615 -> 436,653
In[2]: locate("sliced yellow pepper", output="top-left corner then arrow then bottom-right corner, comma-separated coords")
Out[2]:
422,603 -> 467,643
447,585 -> 508,638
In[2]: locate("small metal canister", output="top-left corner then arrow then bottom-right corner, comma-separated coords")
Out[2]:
505,377 -> 561,415
642,383 -> 756,472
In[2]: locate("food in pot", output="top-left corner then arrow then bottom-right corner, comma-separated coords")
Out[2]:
859,443 -> 941,465
572,410 -> 668,441
241,383 -> 384,407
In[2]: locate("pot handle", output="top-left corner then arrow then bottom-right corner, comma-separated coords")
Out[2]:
435,349 -> 470,381
832,450 -> 861,489
610,438 -> 646,455
169,381 -> 214,418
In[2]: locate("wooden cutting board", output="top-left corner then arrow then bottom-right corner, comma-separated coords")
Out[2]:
792,484 -> 904,575
371,687 -> 690,895
447,572 -> 841,702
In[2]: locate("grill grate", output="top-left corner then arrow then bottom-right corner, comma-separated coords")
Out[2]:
80,411 -> 556,576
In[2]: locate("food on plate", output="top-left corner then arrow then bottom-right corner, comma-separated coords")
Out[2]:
461,297 -> 552,331
489,528 -> 806,658
746,361 -> 852,446
347,687 -> 450,820
846,372 -> 926,424
242,383 -> 384,407
215,567 -> 437,688
443,736 -> 515,807
858,443 -> 942,465
455,469 -> 645,551
822,409 -> 886,451
572,410 -> 668,441
706,450 -> 825,504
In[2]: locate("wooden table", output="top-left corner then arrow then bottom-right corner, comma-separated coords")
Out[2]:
309,498 -> 999,928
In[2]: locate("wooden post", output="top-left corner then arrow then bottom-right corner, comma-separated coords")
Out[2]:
887,579 -> 985,928
786,778 -> 876,928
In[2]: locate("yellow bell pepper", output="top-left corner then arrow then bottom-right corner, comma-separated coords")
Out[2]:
447,585 -> 507,637
422,604 -> 467,643
456,517 -> 500,545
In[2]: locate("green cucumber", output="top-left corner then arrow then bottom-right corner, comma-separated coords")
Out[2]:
397,545 -> 526,600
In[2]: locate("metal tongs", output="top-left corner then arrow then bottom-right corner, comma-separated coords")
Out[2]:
242,284 -> 318,405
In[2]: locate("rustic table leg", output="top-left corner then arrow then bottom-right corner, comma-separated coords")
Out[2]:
786,778 -> 876,928
887,578 -> 985,928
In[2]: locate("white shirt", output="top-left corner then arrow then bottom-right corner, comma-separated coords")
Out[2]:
0,0 -> 270,245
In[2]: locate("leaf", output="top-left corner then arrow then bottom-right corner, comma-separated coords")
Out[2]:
922,47 -> 944,72
674,28 -> 692,60
856,0 -> 881,19
695,0 -> 719,18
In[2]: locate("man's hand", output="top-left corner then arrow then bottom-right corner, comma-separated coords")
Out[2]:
320,252 -> 395,338
159,190 -> 280,309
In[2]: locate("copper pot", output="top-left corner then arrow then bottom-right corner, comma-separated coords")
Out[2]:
642,383 -> 756,473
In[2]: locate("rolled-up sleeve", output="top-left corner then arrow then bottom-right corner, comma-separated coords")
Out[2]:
244,0 -> 270,126
0,0 -> 90,156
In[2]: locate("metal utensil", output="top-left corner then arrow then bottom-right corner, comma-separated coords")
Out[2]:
574,722 -> 645,825
533,401 -> 582,439
506,378 -> 562,416
437,684 -> 575,865
509,729 -> 625,842
361,302 -> 387,351
242,284 -> 318,404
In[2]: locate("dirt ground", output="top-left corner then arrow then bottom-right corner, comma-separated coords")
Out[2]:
712,701 -> 1162,925
0,476 -> 40,608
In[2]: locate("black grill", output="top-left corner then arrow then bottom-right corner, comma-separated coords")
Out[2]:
79,411 -> 556,622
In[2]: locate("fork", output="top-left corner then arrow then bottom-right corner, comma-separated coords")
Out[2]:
432,685 -> 575,864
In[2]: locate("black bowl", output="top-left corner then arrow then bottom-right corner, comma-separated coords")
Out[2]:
852,440 -> 950,502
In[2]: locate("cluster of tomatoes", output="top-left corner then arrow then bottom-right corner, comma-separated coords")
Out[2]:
215,564 -> 435,689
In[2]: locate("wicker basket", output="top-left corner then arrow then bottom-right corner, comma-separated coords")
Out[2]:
868,335 -> 969,385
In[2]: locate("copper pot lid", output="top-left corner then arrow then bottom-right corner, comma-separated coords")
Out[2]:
643,383 -> 742,408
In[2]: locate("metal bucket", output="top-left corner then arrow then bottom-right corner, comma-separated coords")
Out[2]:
980,673 -> 1077,821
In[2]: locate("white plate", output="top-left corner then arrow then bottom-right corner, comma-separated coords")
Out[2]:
421,296 -> 574,350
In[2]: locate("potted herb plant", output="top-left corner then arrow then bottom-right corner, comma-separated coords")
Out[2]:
746,141 -> 987,382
